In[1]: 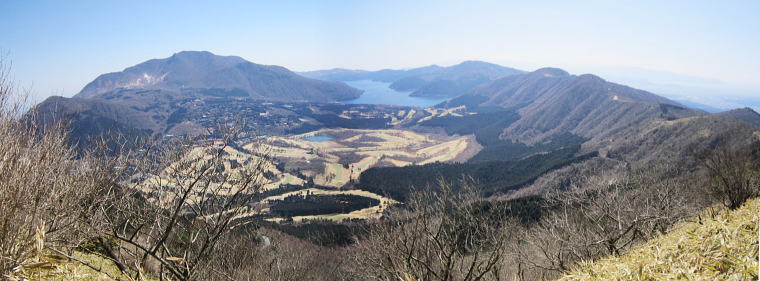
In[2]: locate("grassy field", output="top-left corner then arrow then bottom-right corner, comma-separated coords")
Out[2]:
559,198 -> 759,281
252,128 -> 480,189
135,128 -> 478,222
416,106 -> 469,123
136,144 -> 303,208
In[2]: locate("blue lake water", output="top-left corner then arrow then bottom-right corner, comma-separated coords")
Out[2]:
304,135 -> 333,142
343,80 -> 450,107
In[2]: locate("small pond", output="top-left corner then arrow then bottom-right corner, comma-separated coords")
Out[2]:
304,135 -> 333,142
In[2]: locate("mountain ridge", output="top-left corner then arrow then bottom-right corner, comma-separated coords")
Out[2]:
77,51 -> 362,102
35,53 -> 755,158
444,67 -> 701,143
301,61 -> 524,98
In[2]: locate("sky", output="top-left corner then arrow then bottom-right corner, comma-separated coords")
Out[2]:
1,0 -> 759,109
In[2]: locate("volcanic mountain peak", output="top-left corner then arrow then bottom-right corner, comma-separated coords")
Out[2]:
76,51 -> 361,102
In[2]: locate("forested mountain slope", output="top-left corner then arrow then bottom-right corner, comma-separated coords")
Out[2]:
444,68 -> 702,143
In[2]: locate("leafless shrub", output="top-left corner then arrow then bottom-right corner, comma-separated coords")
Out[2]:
0,68 -> 274,280
0,59 -> 115,278
0,58 -> 274,279
349,179 -> 513,281
85,126 -> 270,281
198,227 -> 349,281
516,164 -> 692,277
701,140 -> 760,210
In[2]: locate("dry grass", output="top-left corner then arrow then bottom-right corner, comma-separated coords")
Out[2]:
259,128 -> 478,188
11,251 -> 143,281
6,225 -> 143,281
135,129 -> 459,223
558,198 -> 759,281
415,106 -> 468,123
314,162 -> 350,187
240,128 -> 478,220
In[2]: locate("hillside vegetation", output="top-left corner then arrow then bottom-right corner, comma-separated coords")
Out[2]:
5,54 -> 760,281
357,144 -> 596,201
559,199 -> 759,281
443,68 -> 700,144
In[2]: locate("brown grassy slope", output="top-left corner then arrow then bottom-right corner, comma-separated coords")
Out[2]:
558,198 -> 759,281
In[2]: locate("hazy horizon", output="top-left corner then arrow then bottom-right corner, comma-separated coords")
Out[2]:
2,0 -> 759,110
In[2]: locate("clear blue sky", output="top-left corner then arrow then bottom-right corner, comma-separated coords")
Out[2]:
2,0 -> 759,108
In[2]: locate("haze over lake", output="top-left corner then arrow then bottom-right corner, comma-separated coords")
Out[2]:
343,80 -> 449,107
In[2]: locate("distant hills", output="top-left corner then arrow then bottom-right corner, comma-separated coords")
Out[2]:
601,114 -> 758,165
28,51 -> 760,156
717,107 -> 760,127
443,67 -> 700,143
301,61 -> 523,98
77,51 -> 361,102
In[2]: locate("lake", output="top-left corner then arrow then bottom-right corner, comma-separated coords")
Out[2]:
342,80 -> 449,107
